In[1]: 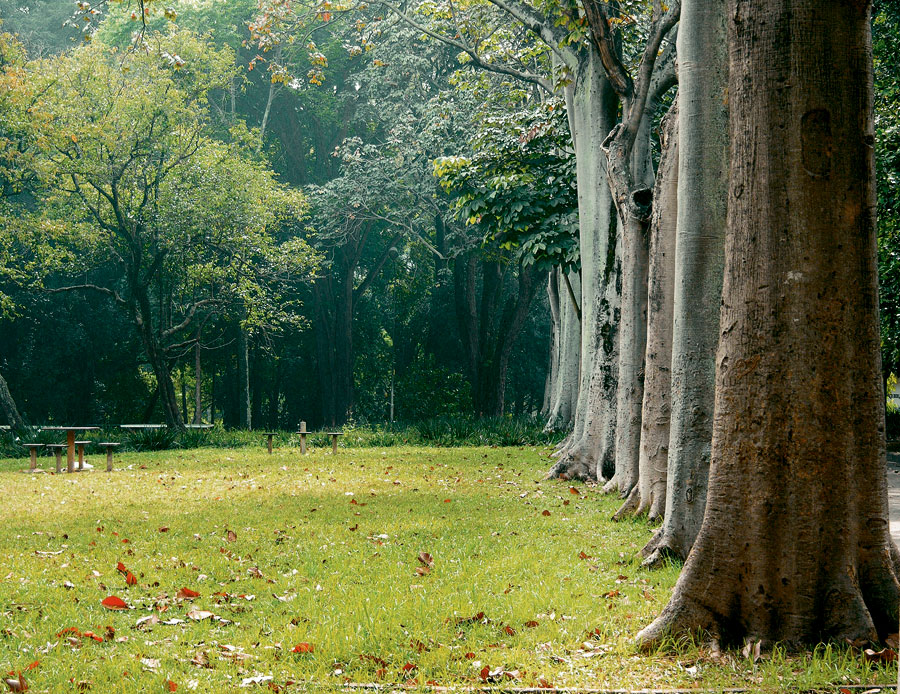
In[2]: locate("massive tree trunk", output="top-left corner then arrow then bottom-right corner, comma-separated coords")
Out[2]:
616,100 -> 679,521
637,0 -> 900,648
547,48 -> 621,481
642,0 -> 729,566
544,268 -> 581,430
0,369 -> 26,430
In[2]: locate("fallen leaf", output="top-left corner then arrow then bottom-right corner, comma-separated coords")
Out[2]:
125,572 -> 137,586
417,552 -> 434,568
524,620 -> 539,628
863,647 -> 897,664
177,588 -> 200,600
166,681 -> 177,692
401,663 -> 416,672
414,566 -> 430,576
569,487 -> 579,495
541,510 -> 551,516
116,562 -> 127,574
578,551 -> 592,560
502,625 -> 516,636
3,673 -> 26,692
239,676 -> 272,687
186,609 -> 214,621
226,530 -> 237,542
159,527 -> 169,533
140,658 -> 160,672
101,596 -> 129,610
292,643 -> 314,654
464,652 -> 476,659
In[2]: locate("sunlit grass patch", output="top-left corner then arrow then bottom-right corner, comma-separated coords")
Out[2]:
0,446 -> 893,692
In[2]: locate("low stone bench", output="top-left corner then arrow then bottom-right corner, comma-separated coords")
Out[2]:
74,440 -> 91,471
327,431 -> 343,454
22,443 -> 44,472
46,444 -> 67,473
96,442 -> 121,472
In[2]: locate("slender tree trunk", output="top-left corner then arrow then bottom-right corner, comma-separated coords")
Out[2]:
181,366 -> 188,423
616,100 -> 679,522
548,48 -> 621,481
238,318 -> 251,430
0,370 -> 26,430
637,0 -> 900,648
542,271 -> 560,417
545,269 -> 581,430
642,0 -> 729,566
193,335 -> 202,425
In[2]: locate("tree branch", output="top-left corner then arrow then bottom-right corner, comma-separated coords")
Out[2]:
485,0 -> 580,69
354,233 -> 402,300
161,299 -> 218,340
45,283 -> 128,308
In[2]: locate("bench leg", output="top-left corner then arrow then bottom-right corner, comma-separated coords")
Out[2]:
77,445 -> 84,471
29,448 -> 37,471
300,434 -> 307,455
55,451 -> 62,474
267,435 -> 273,454
332,436 -> 338,454
107,449 -> 113,472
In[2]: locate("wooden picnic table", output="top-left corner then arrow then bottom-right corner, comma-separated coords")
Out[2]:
119,424 -> 168,430
41,426 -> 100,473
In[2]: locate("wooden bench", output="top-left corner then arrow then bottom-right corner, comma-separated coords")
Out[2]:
46,444 -> 67,473
22,443 -> 44,472
74,440 -> 91,471
96,442 -> 121,472
327,431 -> 343,454
263,432 -> 277,454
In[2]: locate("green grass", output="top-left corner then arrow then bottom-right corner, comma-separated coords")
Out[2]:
0,446 -> 894,692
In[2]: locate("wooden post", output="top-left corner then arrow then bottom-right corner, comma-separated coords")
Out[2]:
29,446 -> 37,471
266,433 -> 274,454
77,443 -> 85,471
66,430 -> 75,473
299,421 -> 308,455
53,447 -> 62,474
106,447 -> 114,472
332,433 -> 339,454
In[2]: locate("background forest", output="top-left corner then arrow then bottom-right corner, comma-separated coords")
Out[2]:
0,0 -> 897,437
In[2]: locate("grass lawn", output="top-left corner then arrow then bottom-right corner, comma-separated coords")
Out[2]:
0,445 -> 893,692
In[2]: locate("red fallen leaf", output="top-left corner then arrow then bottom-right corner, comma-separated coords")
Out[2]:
404,679 -> 418,687
502,625 -> 516,636
166,681 -> 177,692
604,590 -> 620,599
563,500 -> 570,506
101,595 -> 128,610
864,647 -> 898,663
425,680 -> 439,686
538,678 -> 554,689
116,562 -> 127,574
158,527 -> 169,533
125,572 -> 137,586
375,669 -> 386,679
22,663 -> 38,673
541,510 -> 551,516
349,499 -> 358,505
359,655 -> 387,667
81,631 -> 103,642
348,524 -> 358,532
464,652 -> 476,659
478,666 -> 490,682
569,487 -> 579,495
524,620 -> 539,628
401,663 -> 416,672
417,552 -> 434,568
586,627 -> 602,638
443,499 -> 451,503
414,566 -> 430,576
226,530 -> 237,542
292,643 -> 314,654
578,551 -> 592,560
57,627 -> 81,637
177,588 -> 200,600
121,539 -> 129,544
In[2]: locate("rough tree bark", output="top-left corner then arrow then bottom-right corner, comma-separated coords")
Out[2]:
0,369 -> 26,430
637,0 -> 900,648
547,47 -> 620,481
615,100 -> 678,521
642,0 -> 728,566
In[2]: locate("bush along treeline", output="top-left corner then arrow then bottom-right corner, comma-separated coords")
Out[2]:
0,414 -> 565,459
